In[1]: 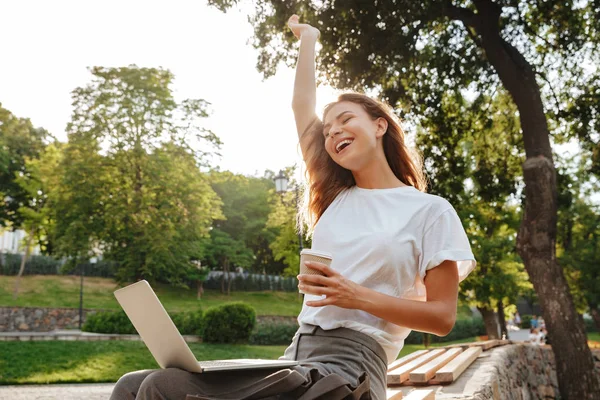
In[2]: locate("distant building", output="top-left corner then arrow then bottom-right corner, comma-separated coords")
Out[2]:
0,229 -> 41,255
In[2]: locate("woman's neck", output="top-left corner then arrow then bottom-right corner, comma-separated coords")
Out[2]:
352,153 -> 405,189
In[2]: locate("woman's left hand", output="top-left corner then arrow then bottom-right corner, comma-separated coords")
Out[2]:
298,261 -> 366,309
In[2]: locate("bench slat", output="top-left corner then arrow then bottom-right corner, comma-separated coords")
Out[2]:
444,339 -> 510,351
434,346 -> 482,383
387,350 -> 429,372
386,388 -> 404,399
387,349 -> 445,385
409,347 -> 462,383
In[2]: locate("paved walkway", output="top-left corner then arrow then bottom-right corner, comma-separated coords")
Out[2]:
507,327 -> 530,342
0,383 -> 115,400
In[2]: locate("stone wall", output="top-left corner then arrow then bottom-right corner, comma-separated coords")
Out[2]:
0,306 -> 101,331
466,344 -> 560,399
0,306 -> 297,332
428,344 -> 600,399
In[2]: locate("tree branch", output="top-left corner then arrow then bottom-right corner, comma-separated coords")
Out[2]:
442,2 -> 481,30
461,20 -> 483,47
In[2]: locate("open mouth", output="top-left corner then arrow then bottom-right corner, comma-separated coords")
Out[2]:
335,139 -> 354,154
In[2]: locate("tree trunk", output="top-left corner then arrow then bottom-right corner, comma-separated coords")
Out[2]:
477,306 -> 500,339
590,307 -> 600,333
221,259 -> 230,295
497,301 -> 508,339
460,1 -> 600,397
423,333 -> 431,348
197,280 -> 204,300
13,227 -> 35,300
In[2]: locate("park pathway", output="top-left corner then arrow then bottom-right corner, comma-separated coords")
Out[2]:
0,383 -> 115,400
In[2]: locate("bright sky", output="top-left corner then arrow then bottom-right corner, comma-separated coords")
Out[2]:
0,0 -> 338,177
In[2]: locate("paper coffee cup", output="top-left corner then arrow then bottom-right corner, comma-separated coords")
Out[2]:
299,249 -> 333,294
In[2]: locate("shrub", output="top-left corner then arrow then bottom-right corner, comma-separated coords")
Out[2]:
404,318 -> 485,345
249,321 -> 298,345
82,310 -> 136,334
82,309 -> 203,336
584,317 -> 597,333
172,310 -> 204,336
202,302 -> 256,343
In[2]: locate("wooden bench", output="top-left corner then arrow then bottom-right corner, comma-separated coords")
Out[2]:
385,339 -> 512,399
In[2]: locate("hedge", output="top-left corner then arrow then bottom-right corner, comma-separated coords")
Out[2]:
82,309 -> 204,336
249,321 -> 299,345
404,318 -> 486,345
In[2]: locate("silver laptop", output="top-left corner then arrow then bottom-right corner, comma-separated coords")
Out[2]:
114,280 -> 298,373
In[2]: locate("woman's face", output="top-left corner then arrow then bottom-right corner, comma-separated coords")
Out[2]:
322,101 -> 387,171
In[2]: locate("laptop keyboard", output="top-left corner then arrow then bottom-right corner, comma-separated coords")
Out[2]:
198,360 -> 247,368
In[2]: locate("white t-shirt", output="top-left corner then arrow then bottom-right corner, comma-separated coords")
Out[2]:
297,185 -> 476,363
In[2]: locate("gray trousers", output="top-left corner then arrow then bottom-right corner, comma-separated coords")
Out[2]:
110,324 -> 387,400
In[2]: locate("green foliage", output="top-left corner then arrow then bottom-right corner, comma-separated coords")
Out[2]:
519,315 -> 532,329
249,321 -> 298,345
53,66 -> 223,285
0,254 -> 62,275
82,310 -> 136,334
265,167 -> 312,277
82,309 -> 204,336
203,170 -> 287,275
404,318 -> 486,345
202,302 -> 256,343
556,157 -> 600,316
169,310 -> 205,336
584,318 -> 598,333
0,103 -> 50,230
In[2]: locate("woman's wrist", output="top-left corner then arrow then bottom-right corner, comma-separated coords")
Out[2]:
300,30 -> 320,42
355,284 -> 378,312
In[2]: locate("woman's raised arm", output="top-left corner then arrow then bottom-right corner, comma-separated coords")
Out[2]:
288,15 -> 321,156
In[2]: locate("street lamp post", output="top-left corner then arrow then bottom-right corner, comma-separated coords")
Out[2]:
274,170 -> 304,254
78,261 -> 84,330
78,256 -> 97,330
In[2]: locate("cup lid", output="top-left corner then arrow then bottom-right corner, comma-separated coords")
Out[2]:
300,249 -> 333,259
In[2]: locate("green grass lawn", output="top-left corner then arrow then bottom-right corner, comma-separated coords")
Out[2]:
0,341 -> 288,385
588,332 -> 600,342
0,275 -> 303,316
0,337 -> 479,385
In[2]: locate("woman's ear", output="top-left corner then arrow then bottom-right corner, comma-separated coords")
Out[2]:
375,117 -> 388,139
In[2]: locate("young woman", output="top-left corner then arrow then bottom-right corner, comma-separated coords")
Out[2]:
277,15 -> 476,399
109,15 -> 476,400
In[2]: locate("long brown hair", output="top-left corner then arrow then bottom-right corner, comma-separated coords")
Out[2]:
298,93 -> 427,233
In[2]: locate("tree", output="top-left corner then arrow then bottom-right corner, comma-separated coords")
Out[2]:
266,167 -> 312,277
12,144 -> 63,298
0,104 -> 49,230
57,66 -> 223,284
208,170 -> 286,274
201,229 -> 254,294
560,200 -> 600,331
210,1 -> 600,396
556,158 -> 600,331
